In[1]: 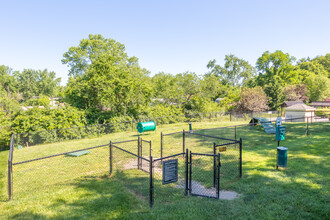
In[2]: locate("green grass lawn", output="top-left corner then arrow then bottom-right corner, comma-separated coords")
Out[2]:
0,120 -> 329,219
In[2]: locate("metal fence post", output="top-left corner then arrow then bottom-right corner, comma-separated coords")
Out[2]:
235,126 -> 237,140
217,153 -> 220,199
213,142 -> 216,187
8,160 -> 12,200
149,141 -> 152,157
8,134 -> 14,200
189,151 -> 192,194
137,137 -> 140,170
183,130 -> 185,155
185,148 -> 189,196
306,117 -> 309,136
239,138 -> 242,178
109,141 -> 112,175
149,156 -> 154,207
160,132 -> 163,161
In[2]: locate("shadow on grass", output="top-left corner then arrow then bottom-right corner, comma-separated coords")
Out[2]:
9,173 -> 151,219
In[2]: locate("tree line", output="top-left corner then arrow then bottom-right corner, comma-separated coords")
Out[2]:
0,34 -> 329,148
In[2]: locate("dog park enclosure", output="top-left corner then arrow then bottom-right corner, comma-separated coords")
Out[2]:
8,128 -> 242,207
6,113 -> 330,208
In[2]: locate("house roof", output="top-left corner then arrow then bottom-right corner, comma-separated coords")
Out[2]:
285,103 -> 316,111
281,101 -> 304,107
215,98 -> 224,103
310,101 -> 330,107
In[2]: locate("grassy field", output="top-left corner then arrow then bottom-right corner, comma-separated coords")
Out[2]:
0,120 -> 329,219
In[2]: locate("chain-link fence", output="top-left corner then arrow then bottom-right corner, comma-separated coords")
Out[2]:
12,111 -> 279,149
9,143 -> 110,199
159,129 -> 241,200
8,113 -> 327,205
151,153 -> 186,206
110,138 -> 151,206
188,152 -> 220,199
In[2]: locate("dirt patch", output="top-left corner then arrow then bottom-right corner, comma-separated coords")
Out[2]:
177,180 -> 240,200
122,158 -> 162,173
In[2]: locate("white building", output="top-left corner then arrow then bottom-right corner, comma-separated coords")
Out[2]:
285,104 -> 316,122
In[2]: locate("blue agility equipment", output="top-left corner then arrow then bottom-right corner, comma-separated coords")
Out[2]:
249,117 -> 276,134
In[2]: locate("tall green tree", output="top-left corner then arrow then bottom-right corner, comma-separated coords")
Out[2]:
176,72 -> 201,101
200,74 -> 223,100
62,34 -> 130,78
312,53 -> 330,77
256,50 -> 297,86
304,74 -> 330,101
207,54 -> 255,86
296,59 -> 330,101
152,72 -> 183,105
15,69 -> 60,99
0,65 -> 17,93
65,47 -> 152,116
264,77 -> 285,110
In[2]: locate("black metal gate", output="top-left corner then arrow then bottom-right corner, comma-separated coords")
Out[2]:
185,150 -> 220,198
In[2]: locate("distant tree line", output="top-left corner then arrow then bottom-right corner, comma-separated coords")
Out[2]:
0,34 -> 329,149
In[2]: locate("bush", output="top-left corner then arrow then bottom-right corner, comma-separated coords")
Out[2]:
0,109 -> 12,150
11,106 -> 86,147
315,108 -> 330,116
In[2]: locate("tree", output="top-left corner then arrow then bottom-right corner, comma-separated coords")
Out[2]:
298,60 -> 328,78
176,72 -> 201,101
264,77 -> 286,110
256,50 -> 297,86
283,84 -> 309,102
151,72 -> 183,105
312,54 -> 330,77
15,69 -> 39,99
0,89 -> 21,114
15,69 -> 61,99
0,65 -> 17,93
237,87 -> 269,112
37,69 -> 61,97
62,34 -> 130,78
207,55 -> 255,86
200,73 -> 223,100
304,74 -> 330,101
65,52 -> 152,116
296,59 -> 330,101
0,108 -> 12,149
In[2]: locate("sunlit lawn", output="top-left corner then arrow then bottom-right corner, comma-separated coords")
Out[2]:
0,120 -> 329,219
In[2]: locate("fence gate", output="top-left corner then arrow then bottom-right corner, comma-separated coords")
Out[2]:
186,150 -> 220,198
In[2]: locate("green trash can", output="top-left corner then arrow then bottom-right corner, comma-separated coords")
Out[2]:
277,146 -> 288,168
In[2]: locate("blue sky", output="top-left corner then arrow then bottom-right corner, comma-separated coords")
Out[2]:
1,0 -> 329,85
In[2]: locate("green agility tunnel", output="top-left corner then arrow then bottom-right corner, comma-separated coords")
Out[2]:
137,121 -> 156,133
